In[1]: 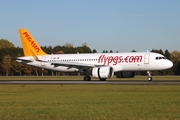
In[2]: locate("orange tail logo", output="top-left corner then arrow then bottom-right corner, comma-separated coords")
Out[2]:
19,29 -> 47,56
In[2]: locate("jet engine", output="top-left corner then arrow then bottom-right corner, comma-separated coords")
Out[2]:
92,66 -> 114,80
115,71 -> 135,78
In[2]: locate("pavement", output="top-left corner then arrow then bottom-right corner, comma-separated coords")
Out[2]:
0,80 -> 180,85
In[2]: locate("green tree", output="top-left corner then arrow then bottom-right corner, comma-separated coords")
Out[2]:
10,60 -> 24,75
102,50 -> 108,53
53,45 -> 63,53
151,49 -> 164,55
164,49 -> 171,60
92,49 -> 97,53
109,50 -> 113,53
10,53 -> 24,76
23,65 -> 32,76
65,42 -> 73,48
1,55 -> 11,76
132,49 -> 136,52
0,39 -> 15,49
171,50 -> 180,75
175,61 -> 180,75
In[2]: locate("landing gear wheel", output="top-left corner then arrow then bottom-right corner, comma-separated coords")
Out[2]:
84,76 -> 91,81
148,77 -> 152,81
100,78 -> 106,81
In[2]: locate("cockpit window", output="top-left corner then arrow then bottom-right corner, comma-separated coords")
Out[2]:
155,56 -> 166,60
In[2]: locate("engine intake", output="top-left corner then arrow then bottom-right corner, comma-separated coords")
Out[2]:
92,66 -> 114,79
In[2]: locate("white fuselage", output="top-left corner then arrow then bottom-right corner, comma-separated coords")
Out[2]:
17,52 -> 173,72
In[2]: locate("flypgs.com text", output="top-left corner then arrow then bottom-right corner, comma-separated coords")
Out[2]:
98,55 -> 142,65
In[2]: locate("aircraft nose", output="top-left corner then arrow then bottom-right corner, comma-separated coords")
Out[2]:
167,60 -> 173,68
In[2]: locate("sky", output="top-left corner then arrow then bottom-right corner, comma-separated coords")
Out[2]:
0,0 -> 180,53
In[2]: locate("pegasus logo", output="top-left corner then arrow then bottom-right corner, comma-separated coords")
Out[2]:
23,32 -> 40,53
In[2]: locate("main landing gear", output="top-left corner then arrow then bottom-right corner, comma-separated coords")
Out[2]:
147,71 -> 152,81
84,75 -> 91,81
83,75 -> 106,81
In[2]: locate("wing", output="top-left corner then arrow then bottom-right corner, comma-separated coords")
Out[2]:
51,61 -> 104,69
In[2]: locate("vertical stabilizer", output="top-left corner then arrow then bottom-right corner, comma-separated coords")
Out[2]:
19,29 -> 47,56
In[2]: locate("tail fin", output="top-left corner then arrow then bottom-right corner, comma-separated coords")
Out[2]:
19,28 -> 47,56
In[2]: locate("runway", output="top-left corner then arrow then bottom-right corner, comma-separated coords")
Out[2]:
0,80 -> 180,85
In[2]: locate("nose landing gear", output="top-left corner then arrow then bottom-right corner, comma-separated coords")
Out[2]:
147,71 -> 152,81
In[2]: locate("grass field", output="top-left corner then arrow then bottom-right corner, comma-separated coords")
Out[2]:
0,85 -> 180,120
0,75 -> 180,80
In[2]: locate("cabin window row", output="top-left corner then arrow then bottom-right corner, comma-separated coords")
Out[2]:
47,57 -> 140,62
48,59 -> 98,62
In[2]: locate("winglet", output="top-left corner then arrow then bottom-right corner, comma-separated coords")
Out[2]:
19,28 -> 47,56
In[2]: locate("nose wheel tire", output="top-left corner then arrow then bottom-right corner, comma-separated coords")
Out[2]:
148,77 -> 152,81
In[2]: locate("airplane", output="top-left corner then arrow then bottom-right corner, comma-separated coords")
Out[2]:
16,28 -> 173,81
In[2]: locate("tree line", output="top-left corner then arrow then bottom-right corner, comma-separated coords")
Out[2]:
0,39 -> 180,76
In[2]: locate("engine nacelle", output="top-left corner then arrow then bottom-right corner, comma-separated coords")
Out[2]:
92,66 -> 114,79
115,71 -> 135,78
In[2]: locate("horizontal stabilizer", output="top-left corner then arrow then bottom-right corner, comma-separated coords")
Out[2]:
16,58 -> 34,63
